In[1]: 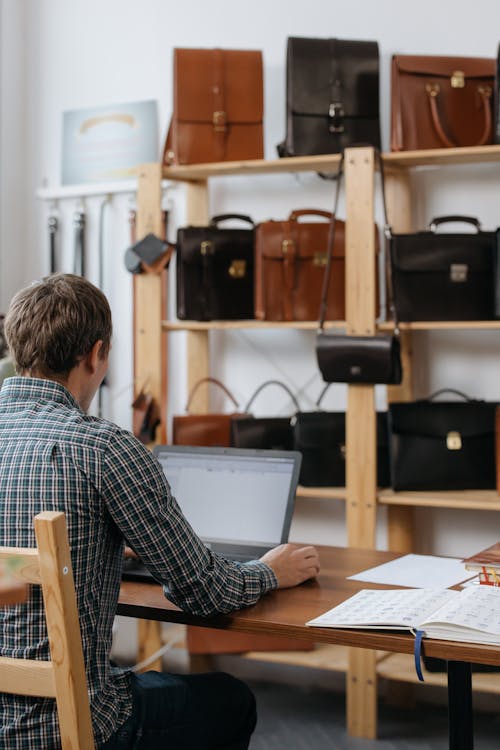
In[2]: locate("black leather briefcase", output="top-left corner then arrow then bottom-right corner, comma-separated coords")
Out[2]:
277,36 -> 381,157
389,390 -> 497,491
390,216 -> 499,321
231,381 -> 299,451
176,214 -> 255,320
292,407 -> 390,487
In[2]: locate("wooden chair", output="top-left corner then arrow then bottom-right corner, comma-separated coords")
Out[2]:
0,511 -> 94,749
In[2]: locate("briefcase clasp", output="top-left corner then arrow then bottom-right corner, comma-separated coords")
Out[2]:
200,241 -> 214,256
212,111 -> 227,132
281,239 -> 295,256
328,102 -> 345,133
313,252 -> 328,267
228,259 -> 246,278
446,431 -> 462,450
450,263 -> 468,282
451,70 -> 465,88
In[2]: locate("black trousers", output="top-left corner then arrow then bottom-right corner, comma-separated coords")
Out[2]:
101,670 -> 257,749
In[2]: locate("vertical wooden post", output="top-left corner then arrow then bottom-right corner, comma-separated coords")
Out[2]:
134,163 -> 164,670
344,147 -> 377,739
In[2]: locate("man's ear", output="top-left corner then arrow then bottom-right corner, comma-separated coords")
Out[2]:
86,340 -> 104,374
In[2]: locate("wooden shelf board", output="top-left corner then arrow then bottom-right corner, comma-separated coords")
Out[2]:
378,489 -> 500,511
164,320 -> 500,333
162,320 -> 344,332
297,486 -> 346,501
162,154 -> 342,181
378,320 -> 500,331
242,644 -> 389,672
160,145 -> 500,182
384,144 -> 500,169
378,652 -> 500,693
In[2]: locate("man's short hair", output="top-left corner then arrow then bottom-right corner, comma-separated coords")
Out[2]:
4,274 -> 112,378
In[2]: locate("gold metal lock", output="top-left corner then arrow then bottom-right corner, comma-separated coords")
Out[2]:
313,252 -> 328,267
446,431 -> 462,450
451,70 -> 465,88
200,241 -> 214,256
450,263 -> 468,282
228,260 -> 246,278
281,239 -> 295,255
212,110 -> 227,132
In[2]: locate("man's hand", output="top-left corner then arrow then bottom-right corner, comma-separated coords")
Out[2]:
260,544 -> 320,588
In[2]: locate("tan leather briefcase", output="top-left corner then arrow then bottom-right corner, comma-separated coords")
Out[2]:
163,48 -> 264,166
391,54 -> 495,151
254,209 -> 346,322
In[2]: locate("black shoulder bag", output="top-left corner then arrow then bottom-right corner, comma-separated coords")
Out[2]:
315,151 -> 402,385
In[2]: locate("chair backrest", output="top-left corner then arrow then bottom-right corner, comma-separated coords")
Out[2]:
0,511 -> 94,749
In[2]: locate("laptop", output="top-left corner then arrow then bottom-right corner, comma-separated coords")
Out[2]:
122,446 -> 301,583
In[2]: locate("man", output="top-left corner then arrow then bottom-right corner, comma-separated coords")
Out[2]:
0,274 -> 320,749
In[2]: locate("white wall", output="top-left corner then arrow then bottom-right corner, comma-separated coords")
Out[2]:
2,0 -> 500,557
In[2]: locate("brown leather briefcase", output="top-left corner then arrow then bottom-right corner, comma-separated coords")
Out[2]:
163,48 -> 264,166
255,209 -> 348,322
391,54 -> 495,151
496,406 -> 500,494
172,378 -> 243,447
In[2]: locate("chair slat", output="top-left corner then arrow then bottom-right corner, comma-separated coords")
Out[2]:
0,657 -> 56,697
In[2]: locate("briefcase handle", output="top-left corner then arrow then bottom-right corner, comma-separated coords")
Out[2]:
185,377 -> 239,413
244,380 -> 300,413
426,388 -> 473,402
209,214 -> 255,227
289,209 -> 332,223
429,215 -> 481,233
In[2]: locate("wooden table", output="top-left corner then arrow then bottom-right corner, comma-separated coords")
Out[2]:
118,545 -> 497,750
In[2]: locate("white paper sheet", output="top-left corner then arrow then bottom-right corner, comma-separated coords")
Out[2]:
347,554 -> 474,589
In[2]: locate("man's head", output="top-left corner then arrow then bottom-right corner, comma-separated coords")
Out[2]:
4,274 -> 112,394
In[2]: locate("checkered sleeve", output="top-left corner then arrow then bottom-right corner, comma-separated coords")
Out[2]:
101,429 -> 278,616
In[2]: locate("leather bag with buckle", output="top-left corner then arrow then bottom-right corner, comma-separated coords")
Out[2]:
254,209 -> 346,321
230,380 -> 300,451
391,54 -> 495,151
315,151 -> 401,385
390,215 -> 499,321
176,214 -> 255,321
172,378 -> 244,447
292,385 -> 391,487
389,389 -> 497,491
277,36 -> 380,157
163,48 -> 264,166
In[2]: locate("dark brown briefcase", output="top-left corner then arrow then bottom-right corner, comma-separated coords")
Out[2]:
163,48 -> 264,166
176,214 -> 255,321
254,209 -> 345,322
278,36 -> 380,157
391,54 -> 495,151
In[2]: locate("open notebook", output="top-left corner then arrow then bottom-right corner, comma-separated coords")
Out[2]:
307,586 -> 500,646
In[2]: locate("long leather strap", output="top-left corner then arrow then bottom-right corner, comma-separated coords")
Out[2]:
73,209 -> 86,277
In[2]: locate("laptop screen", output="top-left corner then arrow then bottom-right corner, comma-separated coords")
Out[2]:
154,446 -> 300,548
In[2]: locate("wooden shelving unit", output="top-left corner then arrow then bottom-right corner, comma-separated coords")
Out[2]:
134,144 -> 500,739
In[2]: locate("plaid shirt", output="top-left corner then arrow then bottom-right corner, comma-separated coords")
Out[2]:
0,377 -> 277,748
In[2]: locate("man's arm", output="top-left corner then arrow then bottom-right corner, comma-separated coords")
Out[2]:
102,430 -> 318,616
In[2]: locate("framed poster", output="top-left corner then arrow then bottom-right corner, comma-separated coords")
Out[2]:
62,99 -> 159,185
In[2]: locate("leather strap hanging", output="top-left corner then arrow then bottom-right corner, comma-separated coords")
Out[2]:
48,211 -> 59,274
73,209 -> 86,277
